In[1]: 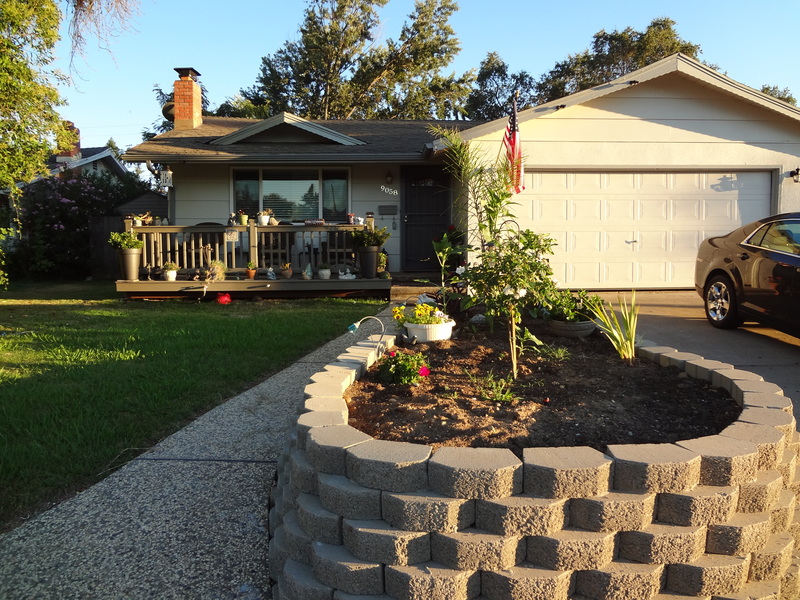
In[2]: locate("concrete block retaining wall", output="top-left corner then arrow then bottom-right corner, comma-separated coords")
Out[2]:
268,335 -> 800,600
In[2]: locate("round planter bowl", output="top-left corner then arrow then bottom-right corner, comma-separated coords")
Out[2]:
547,319 -> 596,338
317,269 -> 331,280
257,216 -> 270,226
164,270 -> 177,282
404,320 -> 455,342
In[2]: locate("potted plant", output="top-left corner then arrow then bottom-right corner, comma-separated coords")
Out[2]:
245,261 -> 257,279
256,209 -> 273,226
108,231 -> 144,281
392,302 -> 455,342
348,226 -> 391,279
237,209 -> 249,225
206,260 -> 226,281
317,262 -> 331,280
163,261 -> 179,281
280,262 -> 293,279
542,288 -> 600,338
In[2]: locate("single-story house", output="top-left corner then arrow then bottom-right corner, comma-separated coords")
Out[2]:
123,54 -> 800,289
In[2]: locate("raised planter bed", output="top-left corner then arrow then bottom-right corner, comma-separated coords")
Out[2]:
267,335 -> 800,600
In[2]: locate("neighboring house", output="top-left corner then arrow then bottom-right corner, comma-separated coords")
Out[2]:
124,55 -> 800,288
49,123 -> 129,182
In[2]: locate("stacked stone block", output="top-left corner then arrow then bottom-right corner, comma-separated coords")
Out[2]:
268,335 -> 800,600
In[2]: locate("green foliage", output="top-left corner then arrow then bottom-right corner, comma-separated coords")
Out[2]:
0,0 -> 76,218
348,226 -> 391,247
108,231 -> 143,250
240,0 -> 473,119
534,18 -> 702,103
434,126 -> 518,250
10,172 -> 149,278
537,289 -> 601,322
465,52 -> 537,120
465,368 -> 517,403
0,228 -> 11,290
760,85 -> 796,106
377,350 -> 430,385
583,292 -> 640,365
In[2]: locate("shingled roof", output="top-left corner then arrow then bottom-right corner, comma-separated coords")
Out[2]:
123,116 -> 480,165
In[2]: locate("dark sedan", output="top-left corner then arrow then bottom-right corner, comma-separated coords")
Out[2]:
694,213 -> 800,337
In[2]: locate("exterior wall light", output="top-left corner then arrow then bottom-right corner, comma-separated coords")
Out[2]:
790,168 -> 800,183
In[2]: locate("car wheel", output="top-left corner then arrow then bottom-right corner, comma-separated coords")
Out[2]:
704,274 -> 742,329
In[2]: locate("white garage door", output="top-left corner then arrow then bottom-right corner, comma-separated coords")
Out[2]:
519,171 -> 771,289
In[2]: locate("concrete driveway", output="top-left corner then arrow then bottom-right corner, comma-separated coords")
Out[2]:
619,290 -> 800,419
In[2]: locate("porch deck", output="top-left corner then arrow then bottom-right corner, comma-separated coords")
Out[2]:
113,221 -> 391,300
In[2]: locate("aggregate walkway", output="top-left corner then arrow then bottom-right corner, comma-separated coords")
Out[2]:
0,313 -> 392,600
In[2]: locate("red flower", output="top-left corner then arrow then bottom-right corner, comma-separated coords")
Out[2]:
388,350 -> 396,357
418,366 -> 430,377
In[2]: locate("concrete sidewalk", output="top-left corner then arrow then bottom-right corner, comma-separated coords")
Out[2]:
0,313 -> 393,600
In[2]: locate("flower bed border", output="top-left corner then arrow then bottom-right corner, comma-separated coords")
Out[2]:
268,334 -> 800,600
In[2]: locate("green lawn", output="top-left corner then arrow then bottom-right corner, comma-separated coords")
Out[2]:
0,281 -> 384,530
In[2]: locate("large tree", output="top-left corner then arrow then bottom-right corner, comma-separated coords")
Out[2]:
0,0 -> 137,287
534,18 -> 701,104
237,0 -> 472,120
465,52 -> 537,121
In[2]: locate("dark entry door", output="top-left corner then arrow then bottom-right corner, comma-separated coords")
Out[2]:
402,166 -> 451,271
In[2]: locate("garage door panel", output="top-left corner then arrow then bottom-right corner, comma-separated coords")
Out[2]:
572,199 -> 603,221
520,170 -> 770,289
640,199 -> 669,220
637,262 -> 669,286
570,231 -> 603,253
606,199 -> 636,221
538,199 -> 569,220
605,231 -> 636,252
637,231 -> 668,253
672,199 -> 701,220
605,262 -> 636,287
571,262 -> 603,286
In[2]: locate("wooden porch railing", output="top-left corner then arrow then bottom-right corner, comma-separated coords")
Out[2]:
125,220 -> 366,272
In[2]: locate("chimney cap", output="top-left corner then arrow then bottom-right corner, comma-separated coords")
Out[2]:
174,67 -> 201,81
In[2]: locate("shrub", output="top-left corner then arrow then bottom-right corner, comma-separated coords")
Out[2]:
377,350 -> 430,385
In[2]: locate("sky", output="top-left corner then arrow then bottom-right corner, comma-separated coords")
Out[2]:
52,0 -> 800,153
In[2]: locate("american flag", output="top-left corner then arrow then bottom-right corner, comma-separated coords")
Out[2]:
503,94 -> 524,194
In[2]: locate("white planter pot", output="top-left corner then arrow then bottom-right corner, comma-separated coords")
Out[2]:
165,270 -> 177,282
318,269 -> 331,280
404,320 -> 455,343
257,215 -> 270,226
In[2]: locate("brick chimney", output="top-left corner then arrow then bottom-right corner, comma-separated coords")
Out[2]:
173,67 -> 202,130
55,121 -> 81,163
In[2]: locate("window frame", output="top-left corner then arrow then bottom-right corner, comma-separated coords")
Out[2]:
231,167 -> 351,222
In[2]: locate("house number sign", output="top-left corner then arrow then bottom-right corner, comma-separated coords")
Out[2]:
381,185 -> 398,196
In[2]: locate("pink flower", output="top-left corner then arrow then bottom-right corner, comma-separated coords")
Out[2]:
388,351 -> 396,357
418,366 -> 430,377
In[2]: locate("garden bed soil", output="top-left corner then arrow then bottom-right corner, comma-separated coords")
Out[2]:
346,320 -> 741,457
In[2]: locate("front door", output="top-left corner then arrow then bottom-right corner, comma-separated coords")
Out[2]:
401,166 -> 451,271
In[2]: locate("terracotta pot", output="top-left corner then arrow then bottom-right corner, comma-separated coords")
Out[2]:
281,269 -> 293,279
245,268 -> 257,279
